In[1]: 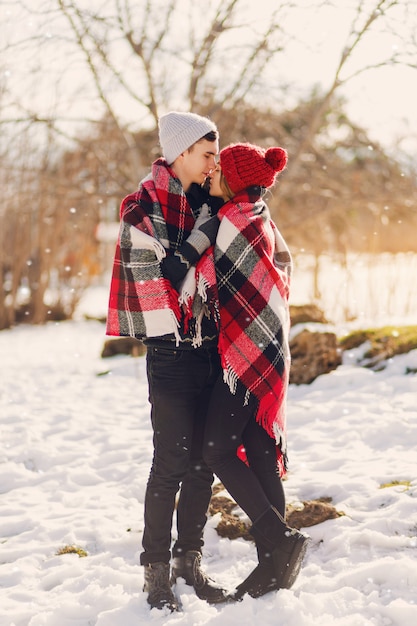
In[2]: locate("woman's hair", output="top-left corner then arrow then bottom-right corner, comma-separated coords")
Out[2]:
220,171 -> 234,201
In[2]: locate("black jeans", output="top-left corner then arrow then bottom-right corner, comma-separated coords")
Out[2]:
203,375 -> 285,524
141,344 -> 221,565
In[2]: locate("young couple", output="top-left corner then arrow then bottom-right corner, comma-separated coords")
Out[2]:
106,111 -> 309,612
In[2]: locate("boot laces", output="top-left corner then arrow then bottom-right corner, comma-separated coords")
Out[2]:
189,552 -> 207,589
145,564 -> 176,607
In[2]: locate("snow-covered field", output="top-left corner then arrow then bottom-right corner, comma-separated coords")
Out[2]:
1,283 -> 416,626
291,252 -> 417,326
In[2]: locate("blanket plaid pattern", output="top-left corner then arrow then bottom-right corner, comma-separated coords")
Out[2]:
213,191 -> 292,472
106,159 -> 213,342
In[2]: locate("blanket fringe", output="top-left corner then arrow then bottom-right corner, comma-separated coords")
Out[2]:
191,304 -> 209,348
170,309 -> 182,347
223,365 -> 239,395
197,273 -> 209,302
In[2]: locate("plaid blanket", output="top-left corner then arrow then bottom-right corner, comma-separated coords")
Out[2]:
212,191 -> 292,472
106,158 -> 216,342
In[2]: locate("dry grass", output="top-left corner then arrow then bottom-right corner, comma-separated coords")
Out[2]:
209,485 -> 344,540
56,545 -> 88,558
339,325 -> 417,368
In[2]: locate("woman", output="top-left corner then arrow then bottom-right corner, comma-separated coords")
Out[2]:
202,143 -> 310,600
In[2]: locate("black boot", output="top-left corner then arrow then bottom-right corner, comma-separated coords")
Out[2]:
143,562 -> 179,612
171,550 -> 230,604
233,541 -> 277,600
250,507 -> 310,590
233,564 -> 277,600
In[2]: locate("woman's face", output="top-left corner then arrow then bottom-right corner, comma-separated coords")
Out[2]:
209,166 -> 227,199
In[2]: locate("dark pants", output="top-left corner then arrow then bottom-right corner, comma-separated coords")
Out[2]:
203,375 -> 285,524
140,345 -> 221,565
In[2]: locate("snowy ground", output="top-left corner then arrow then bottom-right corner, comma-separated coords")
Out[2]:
1,286 -> 416,626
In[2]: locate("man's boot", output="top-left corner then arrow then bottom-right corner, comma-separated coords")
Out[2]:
233,542 -> 278,600
250,506 -> 310,590
171,550 -> 230,604
143,562 -> 179,612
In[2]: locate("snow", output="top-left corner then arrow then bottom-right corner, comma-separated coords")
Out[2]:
1,285 -> 416,626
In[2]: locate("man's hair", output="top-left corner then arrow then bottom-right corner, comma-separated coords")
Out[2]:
188,130 -> 218,151
203,130 -> 218,142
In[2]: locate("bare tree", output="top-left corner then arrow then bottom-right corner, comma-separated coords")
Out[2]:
1,0 -> 417,328
2,1 -> 416,144
0,0 -> 291,139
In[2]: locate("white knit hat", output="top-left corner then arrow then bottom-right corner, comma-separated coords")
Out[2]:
158,111 -> 218,164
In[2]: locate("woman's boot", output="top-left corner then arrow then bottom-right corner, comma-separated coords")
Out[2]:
233,542 -> 278,600
250,506 -> 310,590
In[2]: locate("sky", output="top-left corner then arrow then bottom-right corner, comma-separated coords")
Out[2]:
251,0 -> 417,156
1,0 -> 417,158
0,281 -> 416,625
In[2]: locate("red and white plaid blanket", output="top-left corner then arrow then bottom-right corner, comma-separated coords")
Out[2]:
107,165 -> 292,471
210,191 -> 292,473
106,159 -> 217,342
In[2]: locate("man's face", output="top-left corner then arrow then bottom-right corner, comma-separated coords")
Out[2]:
182,139 -> 219,187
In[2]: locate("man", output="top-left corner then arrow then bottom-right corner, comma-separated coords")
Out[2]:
106,111 -> 226,612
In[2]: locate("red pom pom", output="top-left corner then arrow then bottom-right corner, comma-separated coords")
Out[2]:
265,147 -> 287,173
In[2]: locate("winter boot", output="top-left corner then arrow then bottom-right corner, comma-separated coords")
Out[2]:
171,550 -> 230,604
250,506 -> 310,590
143,562 -> 179,612
233,542 -> 278,600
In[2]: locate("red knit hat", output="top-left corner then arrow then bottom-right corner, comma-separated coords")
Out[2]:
219,142 -> 287,194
